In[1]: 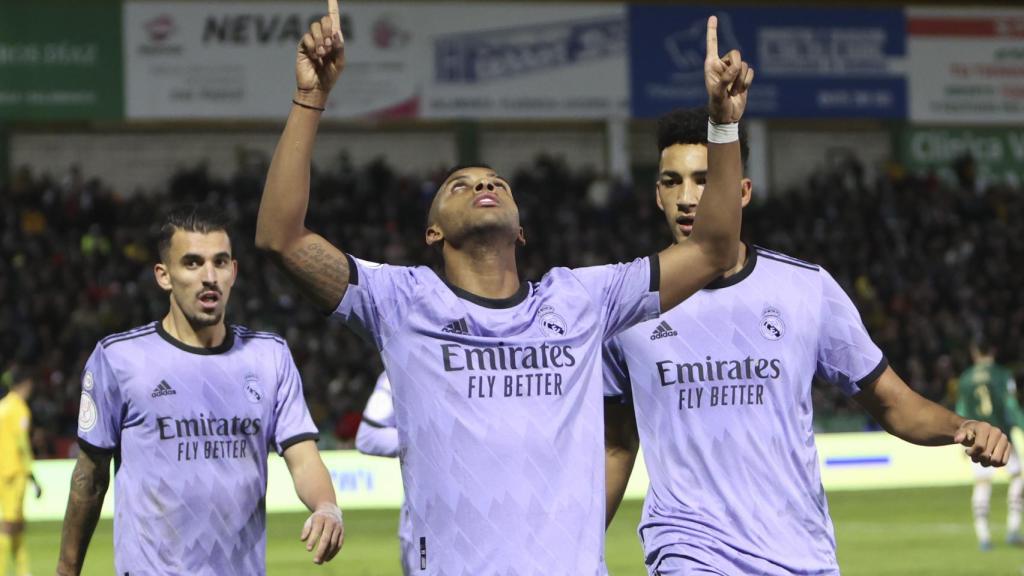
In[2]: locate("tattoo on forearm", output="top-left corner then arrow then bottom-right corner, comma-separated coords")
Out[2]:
58,457 -> 110,572
282,239 -> 349,311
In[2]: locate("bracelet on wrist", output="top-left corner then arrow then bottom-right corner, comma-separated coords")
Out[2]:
292,99 -> 325,112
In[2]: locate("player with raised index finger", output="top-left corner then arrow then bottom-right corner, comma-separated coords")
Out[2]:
257,5 -> 748,573
603,18 -> 1010,576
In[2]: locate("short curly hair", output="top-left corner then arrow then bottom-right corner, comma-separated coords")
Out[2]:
656,107 -> 749,170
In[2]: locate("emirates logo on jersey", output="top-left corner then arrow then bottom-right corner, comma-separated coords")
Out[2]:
760,305 -> 785,340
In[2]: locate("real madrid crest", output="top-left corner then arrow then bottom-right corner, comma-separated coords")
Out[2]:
539,305 -> 567,337
243,374 -> 264,404
760,305 -> 785,340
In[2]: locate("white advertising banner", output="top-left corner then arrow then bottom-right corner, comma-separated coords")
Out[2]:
23,433 -> 994,521
124,2 -> 422,119
124,2 -> 627,120
418,3 -> 628,119
908,7 -> 1024,124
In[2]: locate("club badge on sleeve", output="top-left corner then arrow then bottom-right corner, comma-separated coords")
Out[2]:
79,392 -> 98,432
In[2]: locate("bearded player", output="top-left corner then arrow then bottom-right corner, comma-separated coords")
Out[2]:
57,205 -> 343,576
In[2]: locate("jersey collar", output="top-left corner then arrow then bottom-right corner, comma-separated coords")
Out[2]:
437,273 -> 530,309
156,321 -> 236,355
705,244 -> 757,290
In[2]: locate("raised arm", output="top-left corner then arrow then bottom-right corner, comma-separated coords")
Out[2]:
56,450 -> 111,576
657,16 -> 752,312
255,1 -> 350,313
283,440 -> 344,564
856,367 -> 1009,466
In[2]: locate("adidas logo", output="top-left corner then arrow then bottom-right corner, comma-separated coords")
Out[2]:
650,320 -> 678,341
151,380 -> 177,398
441,318 -> 470,335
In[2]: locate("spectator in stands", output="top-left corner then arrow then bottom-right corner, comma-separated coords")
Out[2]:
1,154 -> 1022,453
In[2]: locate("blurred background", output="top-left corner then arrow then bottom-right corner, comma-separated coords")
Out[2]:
2,0 -> 1024,574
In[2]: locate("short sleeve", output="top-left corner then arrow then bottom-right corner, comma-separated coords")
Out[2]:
78,345 -> 125,454
331,255 -> 420,349
815,269 -> 887,397
570,255 -> 661,338
603,338 -> 632,404
271,345 -> 319,455
362,372 -> 396,428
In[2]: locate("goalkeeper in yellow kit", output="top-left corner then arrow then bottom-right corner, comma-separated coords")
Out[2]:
0,367 -> 41,576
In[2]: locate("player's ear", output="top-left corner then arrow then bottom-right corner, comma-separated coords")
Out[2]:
425,223 -> 444,247
740,178 -> 753,208
516,226 -> 526,247
655,183 -> 665,213
154,262 -> 172,292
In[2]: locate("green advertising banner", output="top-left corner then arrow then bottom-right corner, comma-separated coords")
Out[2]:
900,127 -> 1024,188
0,3 -> 122,120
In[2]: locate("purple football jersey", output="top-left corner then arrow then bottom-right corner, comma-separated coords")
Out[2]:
77,322 -> 318,576
334,254 -> 660,575
605,247 -> 886,575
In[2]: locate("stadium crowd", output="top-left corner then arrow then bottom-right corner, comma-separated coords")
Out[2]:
2,152 -> 1021,456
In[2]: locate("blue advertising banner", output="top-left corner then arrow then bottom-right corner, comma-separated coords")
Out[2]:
630,5 -> 907,118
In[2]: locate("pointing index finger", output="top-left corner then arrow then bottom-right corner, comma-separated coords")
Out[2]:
328,0 -> 341,35
706,15 -> 719,60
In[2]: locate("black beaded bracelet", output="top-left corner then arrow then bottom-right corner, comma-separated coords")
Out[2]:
292,99 -> 325,112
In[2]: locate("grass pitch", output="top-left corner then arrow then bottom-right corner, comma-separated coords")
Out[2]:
22,485 -> 1023,575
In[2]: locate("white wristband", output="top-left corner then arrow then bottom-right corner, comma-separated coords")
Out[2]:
707,120 -> 739,144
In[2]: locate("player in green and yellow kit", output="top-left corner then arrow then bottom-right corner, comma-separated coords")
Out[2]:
957,338 -> 1024,549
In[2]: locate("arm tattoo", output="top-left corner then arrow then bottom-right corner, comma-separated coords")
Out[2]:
57,453 -> 111,575
281,237 -> 349,312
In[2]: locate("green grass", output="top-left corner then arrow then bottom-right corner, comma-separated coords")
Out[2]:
20,485 -> 1024,575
